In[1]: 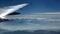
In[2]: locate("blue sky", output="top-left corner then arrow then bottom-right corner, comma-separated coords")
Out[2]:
0,0 -> 60,14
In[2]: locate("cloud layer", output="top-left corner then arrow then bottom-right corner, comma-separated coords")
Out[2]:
0,12 -> 60,31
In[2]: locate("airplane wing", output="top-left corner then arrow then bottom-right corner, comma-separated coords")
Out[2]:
8,12 -> 21,15
0,3 -> 28,19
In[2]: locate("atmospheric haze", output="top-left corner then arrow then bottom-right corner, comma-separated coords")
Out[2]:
0,12 -> 60,31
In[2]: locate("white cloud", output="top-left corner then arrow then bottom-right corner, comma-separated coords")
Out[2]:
0,12 -> 60,31
33,12 -> 60,14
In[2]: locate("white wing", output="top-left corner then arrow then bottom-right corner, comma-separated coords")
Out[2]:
0,3 -> 28,19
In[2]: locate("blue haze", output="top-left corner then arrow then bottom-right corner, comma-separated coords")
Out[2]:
0,0 -> 60,34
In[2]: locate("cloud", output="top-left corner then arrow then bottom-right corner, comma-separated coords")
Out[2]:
33,12 -> 60,14
0,12 -> 60,31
